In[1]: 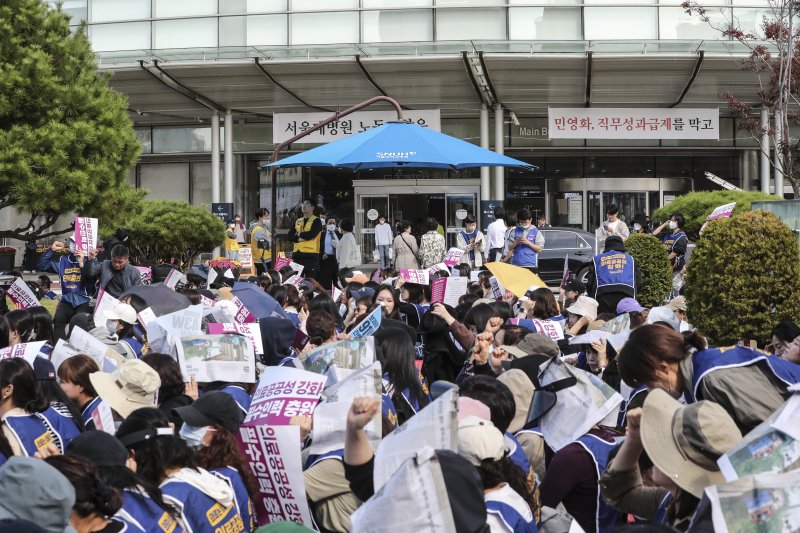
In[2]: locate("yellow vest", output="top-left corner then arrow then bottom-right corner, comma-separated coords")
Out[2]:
224,231 -> 240,252
293,215 -> 320,254
249,224 -> 272,261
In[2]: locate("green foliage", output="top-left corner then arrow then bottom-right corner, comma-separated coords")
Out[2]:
624,233 -> 673,307
0,0 -> 142,240
652,190 -> 778,240
685,211 -> 800,347
121,200 -> 226,268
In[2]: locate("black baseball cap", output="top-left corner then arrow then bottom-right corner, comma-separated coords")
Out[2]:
173,391 -> 245,434
33,357 -> 56,381
67,431 -> 129,467
564,279 -> 586,293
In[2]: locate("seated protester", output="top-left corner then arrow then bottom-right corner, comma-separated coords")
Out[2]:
90,359 -> 161,423
309,293 -> 346,334
644,306 -> 681,332
0,358 -> 79,457
600,389 -> 741,530
564,295 -> 599,336
5,309 -> 34,347
372,285 -> 411,328
141,353 -> 194,428
0,456 -> 76,531
257,317 -> 297,367
771,318 -> 800,363
119,294 -> 151,345
28,306 -> 56,351
515,288 -> 565,328
396,280 -> 431,330
58,354 -> 103,430
306,311 -> 338,349
494,324 -> 531,349
281,285 -> 304,326
453,263 -> 472,278
33,357 -> 84,432
419,304 -> 471,384
173,392 -> 256,532
103,303 -> 146,359
66,313 -> 127,362
558,278 -> 585,313
379,328 -> 431,427
496,370 -> 545,484
619,325 -> 800,434
68,431 -> 182,533
116,408 -> 244,533
202,382 -> 252,417
344,294 -> 373,333
45,454 -> 139,533
458,416 -> 538,533
37,275 -> 59,300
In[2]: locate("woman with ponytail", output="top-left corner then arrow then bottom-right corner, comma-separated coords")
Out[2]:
305,311 -> 337,348
618,324 -> 800,433
5,309 -> 35,346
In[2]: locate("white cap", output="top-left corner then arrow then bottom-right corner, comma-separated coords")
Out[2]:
457,416 -> 507,466
104,303 -> 137,325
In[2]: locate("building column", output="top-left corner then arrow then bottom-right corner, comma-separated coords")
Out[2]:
224,110 -> 234,204
760,108 -> 771,194
480,104 -> 490,201
211,112 -> 220,204
493,103 -> 504,201
774,113 -> 784,198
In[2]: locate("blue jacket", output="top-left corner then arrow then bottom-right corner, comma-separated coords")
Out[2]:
37,249 -> 95,306
118,488 -> 183,533
161,476 -> 244,533
211,467 -> 254,533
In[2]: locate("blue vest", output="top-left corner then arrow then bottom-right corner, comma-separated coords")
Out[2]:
286,311 -> 301,326
304,448 -> 345,471
512,227 -> 540,267
413,304 -> 430,322
486,499 -> 539,533
460,230 -> 478,263
4,408 -> 79,456
617,384 -> 647,427
211,467 -> 254,533
81,396 -> 103,427
381,391 -> 399,431
505,433 -> 541,526
652,492 -> 673,525
572,433 -> 622,533
119,488 -> 183,533
688,345 -> 800,403
661,231 -> 687,254
161,477 -> 245,533
120,336 -> 145,359
593,252 -> 635,296
219,386 -> 252,415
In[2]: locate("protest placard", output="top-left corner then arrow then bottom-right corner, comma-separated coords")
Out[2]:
163,269 -> 183,290
93,289 -> 120,328
373,388 -> 458,491
237,246 -> 253,269
443,248 -> 465,267
350,307 -> 381,338
50,339 -> 81,373
289,261 -> 305,275
399,269 -> 429,285
207,322 -> 264,356
489,276 -> 505,300
470,271 -> 481,281
706,202 -> 736,221
73,217 -> 98,255
245,366 -> 326,426
146,304 -> 203,354
90,400 -> 116,434
430,277 -> 468,308
6,278 -> 40,309
175,334 -> 256,384
199,295 -> 215,309
136,307 -> 157,329
238,425 -> 314,527
426,262 -> 449,276
301,337 -> 376,376
68,326 -> 117,366
135,266 -> 152,284
231,296 -> 257,324
331,284 -> 342,303
273,257 -> 291,271
206,268 -> 218,287
0,342 -> 46,366
309,362 -> 382,456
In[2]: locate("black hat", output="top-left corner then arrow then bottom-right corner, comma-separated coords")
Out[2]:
67,431 -> 129,467
33,357 -> 56,381
172,391 -> 244,434
564,279 -> 586,294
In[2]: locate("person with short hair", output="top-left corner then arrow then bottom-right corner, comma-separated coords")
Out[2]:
419,217 -> 446,268
318,214 -> 341,288
336,218 -> 360,270
652,212 -> 689,274
585,235 -> 642,315
485,207 -> 507,263
374,214 -> 393,269
506,209 -> 545,273
392,220 -> 419,270
249,207 -> 272,275
771,319 -> 800,363
288,199 -> 323,280
597,204 -> 630,246
456,215 -> 485,269
536,214 -> 550,228
82,244 -> 142,299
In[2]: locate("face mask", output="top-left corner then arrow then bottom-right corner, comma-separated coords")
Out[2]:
521,223 -> 532,229
327,224 -> 336,231
669,221 -> 678,230
105,320 -> 118,336
179,424 -> 209,448
466,225 -> 476,233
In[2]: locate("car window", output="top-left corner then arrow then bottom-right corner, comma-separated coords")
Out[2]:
542,230 -> 579,249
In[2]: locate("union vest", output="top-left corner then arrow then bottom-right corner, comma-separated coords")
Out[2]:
219,385 -> 251,415
80,396 -> 103,427
687,345 -> 800,403
211,466 -> 254,533
661,231 -> 687,255
505,433 -> 541,526
293,216 -> 320,254
118,488 -> 182,533
512,227 -> 540,267
4,407 -> 79,456
249,223 -> 272,262
486,499 -> 539,533
161,477 -> 245,533
652,492 -> 673,526
460,230 -> 478,263
593,251 -> 635,297
572,433 -> 623,533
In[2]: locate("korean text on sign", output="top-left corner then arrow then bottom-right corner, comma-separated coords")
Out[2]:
245,366 -> 326,425
547,108 -> 719,140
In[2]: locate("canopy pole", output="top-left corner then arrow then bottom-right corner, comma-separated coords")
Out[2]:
494,103 -> 505,202
269,96 -> 404,255
480,104 -> 490,201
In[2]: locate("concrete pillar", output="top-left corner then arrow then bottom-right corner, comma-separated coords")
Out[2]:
740,151 -> 750,191
211,112 -> 220,204
224,110 -> 234,204
760,108 -> 771,194
494,103 -> 504,201
774,113 -> 784,198
480,104 -> 490,201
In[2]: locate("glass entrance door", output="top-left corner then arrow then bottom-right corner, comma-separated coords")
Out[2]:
359,195 -> 388,264
589,192 -> 647,232
445,193 -> 478,248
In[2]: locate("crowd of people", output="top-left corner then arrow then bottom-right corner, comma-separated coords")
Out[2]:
0,197 -> 797,533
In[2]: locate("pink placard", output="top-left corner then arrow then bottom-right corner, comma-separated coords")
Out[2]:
244,366 -> 326,425
706,202 -> 736,221
430,277 -> 447,304
232,296 -> 257,324
399,269 -> 429,285
274,257 -> 291,271
73,217 -> 98,255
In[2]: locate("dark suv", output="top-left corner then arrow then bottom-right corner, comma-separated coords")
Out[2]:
536,227 -> 598,286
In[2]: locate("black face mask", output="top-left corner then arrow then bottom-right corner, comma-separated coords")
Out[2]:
524,374 -> 577,429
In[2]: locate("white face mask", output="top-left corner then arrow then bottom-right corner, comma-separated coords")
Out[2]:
669,221 -> 678,230
105,320 -> 118,336
521,222 -> 532,229
179,424 -> 209,448
327,224 -> 336,231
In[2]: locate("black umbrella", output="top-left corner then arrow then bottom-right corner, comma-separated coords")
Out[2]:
120,283 -> 192,316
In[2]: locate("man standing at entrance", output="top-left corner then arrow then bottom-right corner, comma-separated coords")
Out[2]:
596,204 -> 630,249
506,209 -> 544,273
288,199 -> 323,280
374,214 -> 393,269
318,214 -> 341,288
249,208 -> 272,275
485,207 -> 507,263
585,235 -> 641,314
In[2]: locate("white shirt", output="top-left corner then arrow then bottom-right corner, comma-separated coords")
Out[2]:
486,219 -> 508,249
374,222 -> 393,246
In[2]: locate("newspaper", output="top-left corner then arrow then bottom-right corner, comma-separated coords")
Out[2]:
706,470 -> 800,533
350,307 -> 381,338
0,342 -> 45,366
718,396 -> 800,481
207,322 -> 264,356
308,362 -> 382,456
93,289 -> 120,328
175,334 -> 256,384
68,326 -> 119,366
301,337 -> 376,376
772,393 -> 800,442
245,366 -> 326,425
351,447 -> 456,533
537,357 -> 623,451
163,269 -> 182,290
373,388 -> 458,491
146,304 -> 203,354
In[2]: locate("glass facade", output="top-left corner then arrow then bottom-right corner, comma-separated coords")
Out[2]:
50,0 -> 772,52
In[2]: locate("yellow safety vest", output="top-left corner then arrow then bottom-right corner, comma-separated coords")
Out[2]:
293,215 -> 320,254
224,231 -> 240,252
249,224 -> 272,261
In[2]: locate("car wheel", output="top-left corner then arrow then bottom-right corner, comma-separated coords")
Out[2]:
577,265 -> 591,285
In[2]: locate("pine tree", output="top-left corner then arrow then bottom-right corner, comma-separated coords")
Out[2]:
0,0 -> 143,241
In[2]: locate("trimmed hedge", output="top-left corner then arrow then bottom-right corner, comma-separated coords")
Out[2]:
625,233 -> 673,307
685,210 -> 800,346
652,190 -> 778,240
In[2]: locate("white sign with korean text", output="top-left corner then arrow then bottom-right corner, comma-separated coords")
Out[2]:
6,278 -> 40,309
548,108 -> 719,139
273,110 -> 441,144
